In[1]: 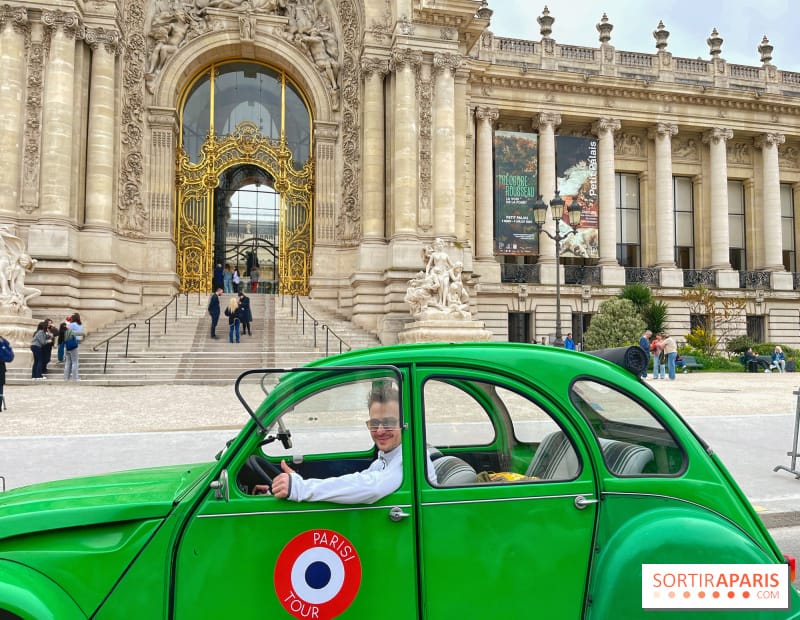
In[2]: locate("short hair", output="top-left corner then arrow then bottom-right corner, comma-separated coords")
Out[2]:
367,379 -> 399,408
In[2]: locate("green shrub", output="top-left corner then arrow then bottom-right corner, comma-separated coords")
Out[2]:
583,298 -> 647,351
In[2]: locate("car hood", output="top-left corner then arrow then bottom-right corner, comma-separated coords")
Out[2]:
0,462 -> 214,540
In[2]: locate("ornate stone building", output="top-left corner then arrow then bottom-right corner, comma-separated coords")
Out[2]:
2,0 -> 800,346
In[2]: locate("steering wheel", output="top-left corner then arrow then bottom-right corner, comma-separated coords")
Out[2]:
247,455 -> 282,488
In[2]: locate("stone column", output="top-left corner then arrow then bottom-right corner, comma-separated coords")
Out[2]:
360,56 -> 389,242
84,29 -> 120,230
39,10 -> 82,219
648,122 -> 678,267
390,48 -> 422,239
475,106 -> 499,261
0,7 -> 28,216
592,118 -> 621,265
432,52 -> 460,240
756,132 -> 785,270
533,112 -> 561,264
702,127 -> 733,269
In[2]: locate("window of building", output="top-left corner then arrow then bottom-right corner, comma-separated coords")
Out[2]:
781,183 -> 796,273
616,173 -> 641,267
689,313 -> 708,332
674,177 -> 694,269
746,315 -> 765,343
728,180 -> 746,271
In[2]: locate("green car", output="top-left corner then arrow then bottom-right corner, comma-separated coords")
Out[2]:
0,343 -> 797,619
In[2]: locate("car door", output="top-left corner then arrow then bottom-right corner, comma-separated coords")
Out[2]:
171,371 -> 419,619
414,370 -> 598,618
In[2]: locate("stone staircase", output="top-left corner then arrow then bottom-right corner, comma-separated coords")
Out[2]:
7,294 -> 381,386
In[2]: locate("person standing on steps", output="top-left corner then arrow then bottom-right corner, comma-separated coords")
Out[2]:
249,265 -> 260,293
225,296 -> 243,343
238,291 -> 252,336
63,313 -> 84,382
208,288 -> 222,339
223,264 -> 233,293
30,320 -> 50,380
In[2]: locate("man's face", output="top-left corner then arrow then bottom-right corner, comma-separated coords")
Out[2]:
367,399 -> 401,453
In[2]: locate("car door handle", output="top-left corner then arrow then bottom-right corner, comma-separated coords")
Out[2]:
389,506 -> 410,522
574,494 -> 599,510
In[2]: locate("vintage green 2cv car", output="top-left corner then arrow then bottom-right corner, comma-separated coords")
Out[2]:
0,342 -> 797,619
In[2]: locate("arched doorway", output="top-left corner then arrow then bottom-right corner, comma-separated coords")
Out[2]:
176,61 -> 313,294
214,165 -> 279,293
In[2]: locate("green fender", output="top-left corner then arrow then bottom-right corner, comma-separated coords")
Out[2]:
0,560 -> 85,620
587,505 -> 796,619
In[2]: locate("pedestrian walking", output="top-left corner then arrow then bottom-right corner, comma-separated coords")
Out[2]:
208,288 -> 222,339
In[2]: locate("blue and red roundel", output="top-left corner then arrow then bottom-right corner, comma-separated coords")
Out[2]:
275,529 -> 362,619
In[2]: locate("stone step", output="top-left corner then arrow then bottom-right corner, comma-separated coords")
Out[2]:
11,294 -> 377,386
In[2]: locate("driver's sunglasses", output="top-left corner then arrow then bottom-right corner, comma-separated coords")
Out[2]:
365,417 -> 400,431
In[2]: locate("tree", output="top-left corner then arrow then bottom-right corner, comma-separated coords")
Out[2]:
619,283 -> 652,314
680,285 -> 746,356
641,300 -> 669,335
583,298 -> 647,351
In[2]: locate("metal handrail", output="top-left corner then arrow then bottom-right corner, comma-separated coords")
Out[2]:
91,322 -> 136,374
143,293 -> 189,348
289,295 -> 352,355
321,324 -> 351,357
290,296 -> 319,348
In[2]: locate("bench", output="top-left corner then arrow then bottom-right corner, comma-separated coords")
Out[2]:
678,355 -> 703,373
740,354 -> 772,373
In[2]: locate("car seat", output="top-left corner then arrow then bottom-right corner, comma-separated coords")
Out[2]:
433,455 -> 478,486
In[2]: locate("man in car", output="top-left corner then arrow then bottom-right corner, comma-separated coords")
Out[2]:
269,381 -> 434,504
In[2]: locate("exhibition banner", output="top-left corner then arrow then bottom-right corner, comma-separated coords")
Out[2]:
555,136 -> 600,258
493,131 -> 538,255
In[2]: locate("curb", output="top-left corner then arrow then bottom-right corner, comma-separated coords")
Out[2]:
761,511 -> 800,529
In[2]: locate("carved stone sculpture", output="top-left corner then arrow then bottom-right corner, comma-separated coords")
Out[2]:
405,238 -> 472,320
0,226 -> 41,313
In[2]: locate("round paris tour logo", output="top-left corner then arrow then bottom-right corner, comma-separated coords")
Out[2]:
275,529 -> 362,619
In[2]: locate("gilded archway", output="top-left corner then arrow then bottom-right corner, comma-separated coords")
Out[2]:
175,62 -> 314,294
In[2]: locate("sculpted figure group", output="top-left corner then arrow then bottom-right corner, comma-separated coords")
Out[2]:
405,239 -> 472,321
145,0 -> 339,92
0,226 -> 40,313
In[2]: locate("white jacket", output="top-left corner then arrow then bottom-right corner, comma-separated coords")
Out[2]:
287,446 -> 436,505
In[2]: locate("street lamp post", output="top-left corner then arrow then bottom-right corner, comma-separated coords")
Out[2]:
532,191 -> 582,347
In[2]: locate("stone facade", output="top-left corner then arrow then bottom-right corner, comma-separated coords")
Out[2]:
1,1 -> 799,347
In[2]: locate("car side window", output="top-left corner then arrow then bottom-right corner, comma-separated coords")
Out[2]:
570,379 -> 685,476
423,377 -> 580,487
